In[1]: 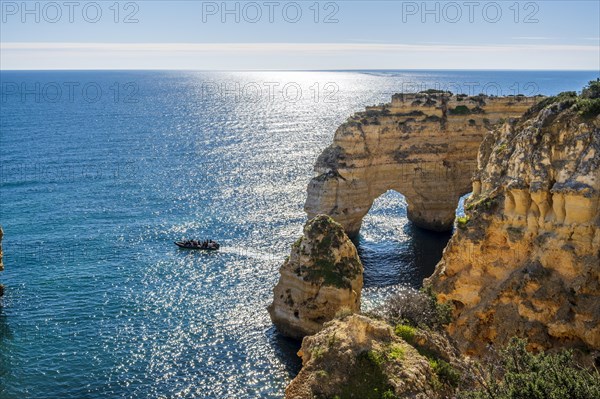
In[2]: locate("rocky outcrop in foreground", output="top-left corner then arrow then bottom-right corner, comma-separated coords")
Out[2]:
268,215 -> 363,339
305,92 -> 537,236
428,88 -> 600,358
286,314 -> 463,399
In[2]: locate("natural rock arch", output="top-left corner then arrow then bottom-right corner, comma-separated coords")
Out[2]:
305,92 -> 538,236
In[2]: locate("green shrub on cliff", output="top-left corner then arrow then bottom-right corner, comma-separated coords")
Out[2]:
335,350 -> 397,399
524,81 -> 600,121
420,89 -> 450,94
460,338 -> 600,399
430,358 -> 461,388
582,79 -> 600,99
422,285 -> 453,328
388,344 -> 406,361
449,105 -> 471,115
576,98 -> 600,119
456,215 -> 470,229
523,91 -> 577,118
465,196 -> 497,212
576,80 -> 600,119
394,324 -> 416,344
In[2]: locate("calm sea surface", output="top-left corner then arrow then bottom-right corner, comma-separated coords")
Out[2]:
0,70 -> 597,398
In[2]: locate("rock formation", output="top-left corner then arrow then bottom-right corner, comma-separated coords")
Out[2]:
268,215 -> 363,339
427,88 -> 600,357
285,314 -> 462,399
305,92 -> 538,236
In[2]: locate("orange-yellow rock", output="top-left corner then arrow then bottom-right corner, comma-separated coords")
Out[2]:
268,215 -> 363,339
305,92 -> 536,236
428,93 -> 600,357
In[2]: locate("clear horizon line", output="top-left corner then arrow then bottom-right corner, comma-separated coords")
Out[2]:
2,68 -> 599,73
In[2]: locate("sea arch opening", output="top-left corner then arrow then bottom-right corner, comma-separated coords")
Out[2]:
305,92 -> 537,238
356,189 -> 453,289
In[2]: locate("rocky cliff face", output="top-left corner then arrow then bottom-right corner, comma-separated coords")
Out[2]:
428,91 -> 600,357
285,314 -> 462,399
268,215 -> 363,339
305,92 -> 537,236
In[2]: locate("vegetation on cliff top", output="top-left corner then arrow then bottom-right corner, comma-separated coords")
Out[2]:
449,105 -> 472,115
291,281 -> 600,398
420,89 -> 451,95
460,338 -> 600,399
369,288 -> 463,395
332,349 -> 397,399
295,215 -> 362,289
524,79 -> 600,120
465,195 -> 497,213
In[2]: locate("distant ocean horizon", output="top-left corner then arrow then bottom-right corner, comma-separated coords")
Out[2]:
3,68 -> 598,71
1,70 -> 598,398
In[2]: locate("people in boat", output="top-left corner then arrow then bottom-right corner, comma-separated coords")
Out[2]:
179,239 -> 219,248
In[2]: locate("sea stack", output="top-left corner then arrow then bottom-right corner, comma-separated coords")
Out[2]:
427,87 -> 600,358
268,215 -> 363,339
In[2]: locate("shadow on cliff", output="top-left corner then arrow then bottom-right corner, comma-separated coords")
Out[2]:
355,223 -> 452,289
266,325 -> 302,377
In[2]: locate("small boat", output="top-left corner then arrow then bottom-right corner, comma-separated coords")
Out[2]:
175,239 -> 220,250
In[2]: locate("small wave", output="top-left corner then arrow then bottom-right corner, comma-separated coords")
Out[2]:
219,245 -> 282,263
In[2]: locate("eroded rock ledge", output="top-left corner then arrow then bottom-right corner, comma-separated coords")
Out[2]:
286,314 -> 463,399
305,92 -> 537,236
427,91 -> 600,357
268,215 -> 363,339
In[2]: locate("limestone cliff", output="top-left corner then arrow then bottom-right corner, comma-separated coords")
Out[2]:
286,314 -> 460,399
305,92 -> 537,236
428,88 -> 600,357
268,215 -> 363,339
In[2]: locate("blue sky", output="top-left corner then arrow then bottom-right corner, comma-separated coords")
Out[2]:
1,1 -> 599,70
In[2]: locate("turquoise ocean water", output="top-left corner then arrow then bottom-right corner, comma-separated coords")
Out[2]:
0,70 -> 597,398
